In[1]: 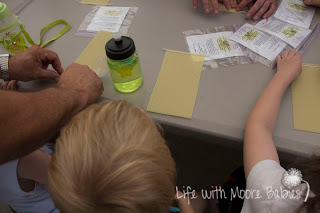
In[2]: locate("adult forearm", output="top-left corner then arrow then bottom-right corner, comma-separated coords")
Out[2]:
0,88 -> 85,164
246,72 -> 291,132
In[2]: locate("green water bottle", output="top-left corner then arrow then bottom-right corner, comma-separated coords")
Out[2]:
105,33 -> 143,93
0,3 -> 26,54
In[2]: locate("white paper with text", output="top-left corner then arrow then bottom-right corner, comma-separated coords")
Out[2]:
87,7 -> 130,33
274,0 -> 315,28
229,24 -> 287,61
255,17 -> 311,48
186,32 -> 245,61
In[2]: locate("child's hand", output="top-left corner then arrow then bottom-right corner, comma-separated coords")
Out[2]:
276,49 -> 302,83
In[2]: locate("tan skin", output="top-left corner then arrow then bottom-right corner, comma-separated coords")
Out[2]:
0,81 -> 51,192
192,0 -> 277,20
244,49 -> 302,178
0,46 -> 104,164
304,0 -> 320,6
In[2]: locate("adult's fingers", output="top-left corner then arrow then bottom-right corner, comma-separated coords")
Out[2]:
246,0 -> 264,19
7,80 -> 18,90
237,0 -> 250,11
193,0 -> 198,9
262,2 -> 276,19
202,0 -> 211,13
39,48 -> 64,75
231,0 -> 235,8
304,0 -> 320,6
252,0 -> 271,20
211,0 -> 220,14
0,81 -> 8,90
39,69 -> 60,81
223,0 -> 231,10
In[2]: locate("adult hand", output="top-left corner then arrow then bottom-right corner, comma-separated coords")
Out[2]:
57,63 -> 104,106
236,0 -> 277,20
0,80 -> 18,91
193,0 -> 231,14
8,45 -> 64,82
304,0 -> 320,6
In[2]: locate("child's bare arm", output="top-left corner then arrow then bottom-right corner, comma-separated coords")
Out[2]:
17,150 -> 51,185
175,191 -> 196,213
244,50 -> 302,179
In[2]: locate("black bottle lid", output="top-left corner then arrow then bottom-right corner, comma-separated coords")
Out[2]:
105,33 -> 136,60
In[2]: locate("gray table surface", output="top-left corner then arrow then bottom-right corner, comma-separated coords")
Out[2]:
6,0 -> 320,157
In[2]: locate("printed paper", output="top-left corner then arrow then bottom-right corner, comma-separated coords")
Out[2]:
87,7 -> 130,33
186,32 -> 245,61
274,0 -> 316,28
255,17 -> 311,48
229,23 -> 287,61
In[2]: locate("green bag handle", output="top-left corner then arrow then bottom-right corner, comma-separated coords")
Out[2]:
20,19 -> 71,48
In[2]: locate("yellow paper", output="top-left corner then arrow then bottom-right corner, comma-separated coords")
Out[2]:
292,64 -> 320,133
218,3 -> 241,13
81,0 -> 109,5
75,31 -> 113,77
147,51 -> 205,119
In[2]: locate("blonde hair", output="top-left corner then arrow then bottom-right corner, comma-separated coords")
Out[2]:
48,100 -> 176,213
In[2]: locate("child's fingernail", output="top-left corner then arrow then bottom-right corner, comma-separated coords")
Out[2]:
214,9 -> 219,14
205,8 -> 210,13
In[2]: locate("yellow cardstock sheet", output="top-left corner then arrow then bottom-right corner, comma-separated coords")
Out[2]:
147,51 -> 205,119
218,2 -> 242,13
75,31 -> 113,77
81,0 -> 110,5
292,64 -> 320,133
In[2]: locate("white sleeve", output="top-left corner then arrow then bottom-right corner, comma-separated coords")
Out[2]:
241,160 -> 307,213
0,160 -> 21,202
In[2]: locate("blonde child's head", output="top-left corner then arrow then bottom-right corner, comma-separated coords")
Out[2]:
48,100 -> 176,213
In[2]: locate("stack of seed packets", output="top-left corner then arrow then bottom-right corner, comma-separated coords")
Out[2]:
254,17 -> 311,48
274,0 -> 316,28
252,0 -> 315,49
229,23 -> 287,61
229,0 -> 315,62
184,0 -> 316,63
